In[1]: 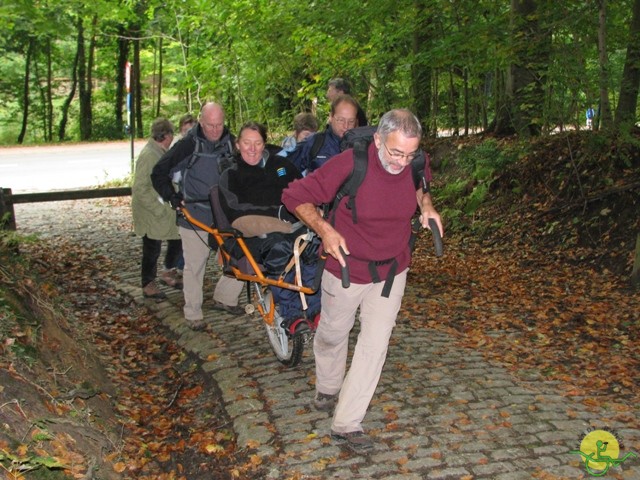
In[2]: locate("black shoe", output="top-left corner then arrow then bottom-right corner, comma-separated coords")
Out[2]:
186,318 -> 206,331
143,281 -> 167,299
212,301 -> 245,316
313,391 -> 337,412
330,430 -> 374,452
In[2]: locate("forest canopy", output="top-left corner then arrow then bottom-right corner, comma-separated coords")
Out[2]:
1,0 -> 638,145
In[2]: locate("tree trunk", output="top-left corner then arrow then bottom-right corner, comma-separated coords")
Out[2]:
431,71 -> 439,137
134,35 -> 143,138
507,0 -> 551,137
46,39 -> 53,142
33,53 -> 48,142
615,0 -> 640,129
58,44 -> 80,141
85,15 -> 97,138
17,38 -> 35,144
492,68 -> 514,135
156,36 -> 163,118
411,0 -> 433,136
493,0 -> 550,136
597,0 -> 613,130
33,55 -> 49,142
77,17 -> 89,141
448,69 -> 459,136
632,233 -> 640,287
115,26 -> 129,138
479,77 -> 489,130
463,67 -> 469,136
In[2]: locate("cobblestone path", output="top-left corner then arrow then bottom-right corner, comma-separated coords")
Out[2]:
14,199 -> 640,480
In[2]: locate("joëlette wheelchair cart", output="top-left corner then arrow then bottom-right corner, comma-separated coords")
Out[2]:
178,186 -> 322,367
179,187 -> 444,368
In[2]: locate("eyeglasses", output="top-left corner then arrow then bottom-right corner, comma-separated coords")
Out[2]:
382,142 -> 419,163
333,117 -> 357,128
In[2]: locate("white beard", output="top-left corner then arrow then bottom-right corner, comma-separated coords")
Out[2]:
378,146 -> 404,175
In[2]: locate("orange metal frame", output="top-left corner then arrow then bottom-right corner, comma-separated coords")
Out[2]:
179,207 -> 317,326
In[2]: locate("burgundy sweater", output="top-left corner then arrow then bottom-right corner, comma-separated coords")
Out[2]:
282,142 -> 420,284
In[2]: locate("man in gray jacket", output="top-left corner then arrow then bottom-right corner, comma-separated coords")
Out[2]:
152,102 -> 244,330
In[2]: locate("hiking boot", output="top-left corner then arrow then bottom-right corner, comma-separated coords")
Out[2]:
330,430 -> 374,452
313,391 -> 337,412
212,301 -> 245,316
160,269 -> 183,289
185,318 -> 206,331
143,281 -> 167,299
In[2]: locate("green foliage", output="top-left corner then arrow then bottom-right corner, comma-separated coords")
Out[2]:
437,138 -> 525,226
0,0 -> 636,144
464,183 -> 489,215
100,173 -> 132,188
457,138 -> 519,178
0,448 -> 66,478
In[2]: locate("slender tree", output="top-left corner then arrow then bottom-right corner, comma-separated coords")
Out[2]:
17,38 -> 35,144
497,0 -> 551,136
615,0 -> 640,129
45,39 -> 53,142
58,45 -> 79,141
114,26 -> 129,138
411,0 -> 433,135
597,0 -> 614,130
77,17 -> 90,140
156,37 -> 163,118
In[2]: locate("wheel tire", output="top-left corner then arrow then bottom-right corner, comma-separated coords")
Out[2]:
261,292 -> 304,367
244,303 -> 255,314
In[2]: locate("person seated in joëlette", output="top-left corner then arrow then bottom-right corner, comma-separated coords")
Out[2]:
217,121 -> 321,324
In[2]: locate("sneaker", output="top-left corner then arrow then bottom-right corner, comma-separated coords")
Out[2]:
330,430 -> 374,452
313,391 -> 337,412
160,269 -> 183,289
186,318 -> 206,331
212,301 -> 245,316
143,281 -> 167,299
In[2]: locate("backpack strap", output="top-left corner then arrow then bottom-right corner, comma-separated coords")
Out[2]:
411,151 -> 430,193
328,139 -> 369,225
309,132 -> 326,163
186,136 -> 203,169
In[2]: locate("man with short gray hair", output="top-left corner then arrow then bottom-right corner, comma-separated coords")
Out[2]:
282,108 -> 443,452
152,103 -> 244,330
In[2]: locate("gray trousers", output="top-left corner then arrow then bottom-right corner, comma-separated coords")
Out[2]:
179,226 -> 243,320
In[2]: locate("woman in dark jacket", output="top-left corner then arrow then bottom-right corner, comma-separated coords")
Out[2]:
217,121 -> 320,324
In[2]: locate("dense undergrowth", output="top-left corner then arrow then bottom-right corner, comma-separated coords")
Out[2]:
427,129 -> 640,279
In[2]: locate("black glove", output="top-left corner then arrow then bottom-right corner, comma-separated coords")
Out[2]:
169,192 -> 184,210
277,205 -> 297,223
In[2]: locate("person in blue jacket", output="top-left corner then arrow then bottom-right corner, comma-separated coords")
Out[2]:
289,95 -> 360,176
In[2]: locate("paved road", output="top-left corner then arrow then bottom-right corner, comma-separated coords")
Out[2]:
0,140 -> 146,193
14,199 -> 640,479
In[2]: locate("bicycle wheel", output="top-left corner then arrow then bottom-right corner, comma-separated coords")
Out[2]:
260,291 -> 304,367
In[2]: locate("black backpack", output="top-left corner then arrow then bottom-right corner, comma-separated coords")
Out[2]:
327,126 -> 429,225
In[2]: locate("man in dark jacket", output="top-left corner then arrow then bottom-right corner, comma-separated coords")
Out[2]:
326,78 -> 367,127
151,102 -> 243,330
289,95 -> 359,176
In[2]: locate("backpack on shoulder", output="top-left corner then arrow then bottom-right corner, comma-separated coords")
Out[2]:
328,126 -> 430,225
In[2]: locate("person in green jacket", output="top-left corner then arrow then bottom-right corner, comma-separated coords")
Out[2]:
132,118 -> 183,299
